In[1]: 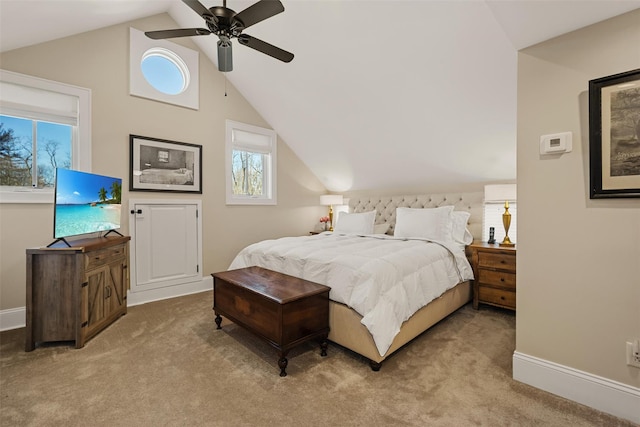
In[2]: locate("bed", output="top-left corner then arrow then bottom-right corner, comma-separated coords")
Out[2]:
139,167 -> 194,185
229,192 -> 483,370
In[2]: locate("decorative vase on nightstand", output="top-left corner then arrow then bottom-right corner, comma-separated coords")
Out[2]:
319,216 -> 330,232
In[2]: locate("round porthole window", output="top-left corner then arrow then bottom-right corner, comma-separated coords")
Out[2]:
140,47 -> 190,95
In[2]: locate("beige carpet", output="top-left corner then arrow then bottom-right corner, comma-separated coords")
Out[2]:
0,291 -> 634,426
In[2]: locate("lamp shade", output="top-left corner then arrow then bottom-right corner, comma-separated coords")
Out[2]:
484,184 -> 516,203
320,194 -> 343,206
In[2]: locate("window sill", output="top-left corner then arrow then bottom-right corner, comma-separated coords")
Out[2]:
226,196 -> 277,206
0,189 -> 53,204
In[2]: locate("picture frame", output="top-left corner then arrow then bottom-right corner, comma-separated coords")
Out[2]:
589,68 -> 640,199
129,135 -> 202,193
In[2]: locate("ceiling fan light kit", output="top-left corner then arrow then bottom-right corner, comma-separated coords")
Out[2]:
145,0 -> 294,72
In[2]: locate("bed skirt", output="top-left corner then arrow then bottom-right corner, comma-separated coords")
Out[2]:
328,281 -> 472,365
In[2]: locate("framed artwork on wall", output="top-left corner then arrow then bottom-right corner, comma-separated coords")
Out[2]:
129,134 -> 202,193
589,68 -> 640,199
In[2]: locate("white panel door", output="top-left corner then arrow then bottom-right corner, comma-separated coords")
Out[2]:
131,202 -> 199,292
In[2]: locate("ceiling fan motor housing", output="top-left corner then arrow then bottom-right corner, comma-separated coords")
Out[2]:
208,6 -> 244,37
217,39 -> 233,72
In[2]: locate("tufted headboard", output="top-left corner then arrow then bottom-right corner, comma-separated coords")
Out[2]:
349,192 -> 484,241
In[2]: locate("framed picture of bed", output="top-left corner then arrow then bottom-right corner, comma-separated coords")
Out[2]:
589,68 -> 640,199
129,134 -> 202,193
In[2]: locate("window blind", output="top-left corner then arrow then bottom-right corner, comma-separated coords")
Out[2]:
0,81 -> 78,125
232,128 -> 273,153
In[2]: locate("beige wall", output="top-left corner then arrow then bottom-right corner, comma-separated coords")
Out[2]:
517,10 -> 640,386
0,13 -> 325,311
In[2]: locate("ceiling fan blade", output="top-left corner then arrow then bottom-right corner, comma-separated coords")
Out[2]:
145,28 -> 211,40
238,34 -> 294,63
183,0 -> 218,23
234,0 -> 284,29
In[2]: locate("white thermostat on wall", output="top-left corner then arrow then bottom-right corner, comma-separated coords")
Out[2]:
540,132 -> 572,155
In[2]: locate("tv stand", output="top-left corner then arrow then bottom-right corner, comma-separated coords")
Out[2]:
25,235 -> 130,351
46,237 -> 71,248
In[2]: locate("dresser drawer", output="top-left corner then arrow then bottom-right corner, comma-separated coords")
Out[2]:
478,286 -> 516,309
477,269 -> 516,290
478,251 -> 516,271
85,244 -> 127,270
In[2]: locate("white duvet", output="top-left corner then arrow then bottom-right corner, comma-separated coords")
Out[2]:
229,233 -> 474,356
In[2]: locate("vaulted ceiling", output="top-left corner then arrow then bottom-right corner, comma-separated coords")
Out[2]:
1,0 -> 638,192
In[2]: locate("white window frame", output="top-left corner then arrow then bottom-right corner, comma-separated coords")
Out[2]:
225,120 -> 277,205
129,28 -> 199,110
0,69 -> 91,204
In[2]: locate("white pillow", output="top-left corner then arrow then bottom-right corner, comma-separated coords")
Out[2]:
394,206 -> 454,242
451,211 -> 473,245
334,210 -> 376,235
373,223 -> 390,235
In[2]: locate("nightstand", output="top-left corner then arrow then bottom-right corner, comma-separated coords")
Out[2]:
469,242 -> 516,311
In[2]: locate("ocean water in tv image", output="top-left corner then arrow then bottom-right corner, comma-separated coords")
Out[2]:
54,204 -> 121,238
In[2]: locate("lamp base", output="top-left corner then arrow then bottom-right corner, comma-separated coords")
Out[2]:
500,206 -> 515,247
499,236 -> 515,247
328,205 -> 334,232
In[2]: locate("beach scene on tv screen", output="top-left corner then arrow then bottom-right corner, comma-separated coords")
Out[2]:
54,169 -> 122,238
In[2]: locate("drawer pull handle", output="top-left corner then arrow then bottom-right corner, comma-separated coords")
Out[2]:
500,278 -> 505,282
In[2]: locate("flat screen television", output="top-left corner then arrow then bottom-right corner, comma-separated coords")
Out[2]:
50,168 -> 123,247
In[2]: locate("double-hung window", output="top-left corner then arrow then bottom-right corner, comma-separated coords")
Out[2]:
0,70 -> 91,203
225,120 -> 277,205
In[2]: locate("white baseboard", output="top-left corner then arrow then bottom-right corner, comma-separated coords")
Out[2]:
513,351 -> 640,424
0,307 -> 26,331
126,275 -> 212,306
0,276 -> 213,332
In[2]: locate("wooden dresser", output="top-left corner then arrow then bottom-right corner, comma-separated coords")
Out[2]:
469,241 -> 516,311
25,235 -> 130,351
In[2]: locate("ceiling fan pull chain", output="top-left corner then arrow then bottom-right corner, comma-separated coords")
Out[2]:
224,73 -> 227,97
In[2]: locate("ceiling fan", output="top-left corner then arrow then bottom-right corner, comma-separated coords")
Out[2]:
145,0 -> 294,72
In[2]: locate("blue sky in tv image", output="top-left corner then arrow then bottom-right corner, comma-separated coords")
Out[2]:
55,168 -> 121,205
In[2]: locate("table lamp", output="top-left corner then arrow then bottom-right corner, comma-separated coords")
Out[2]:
320,194 -> 343,231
